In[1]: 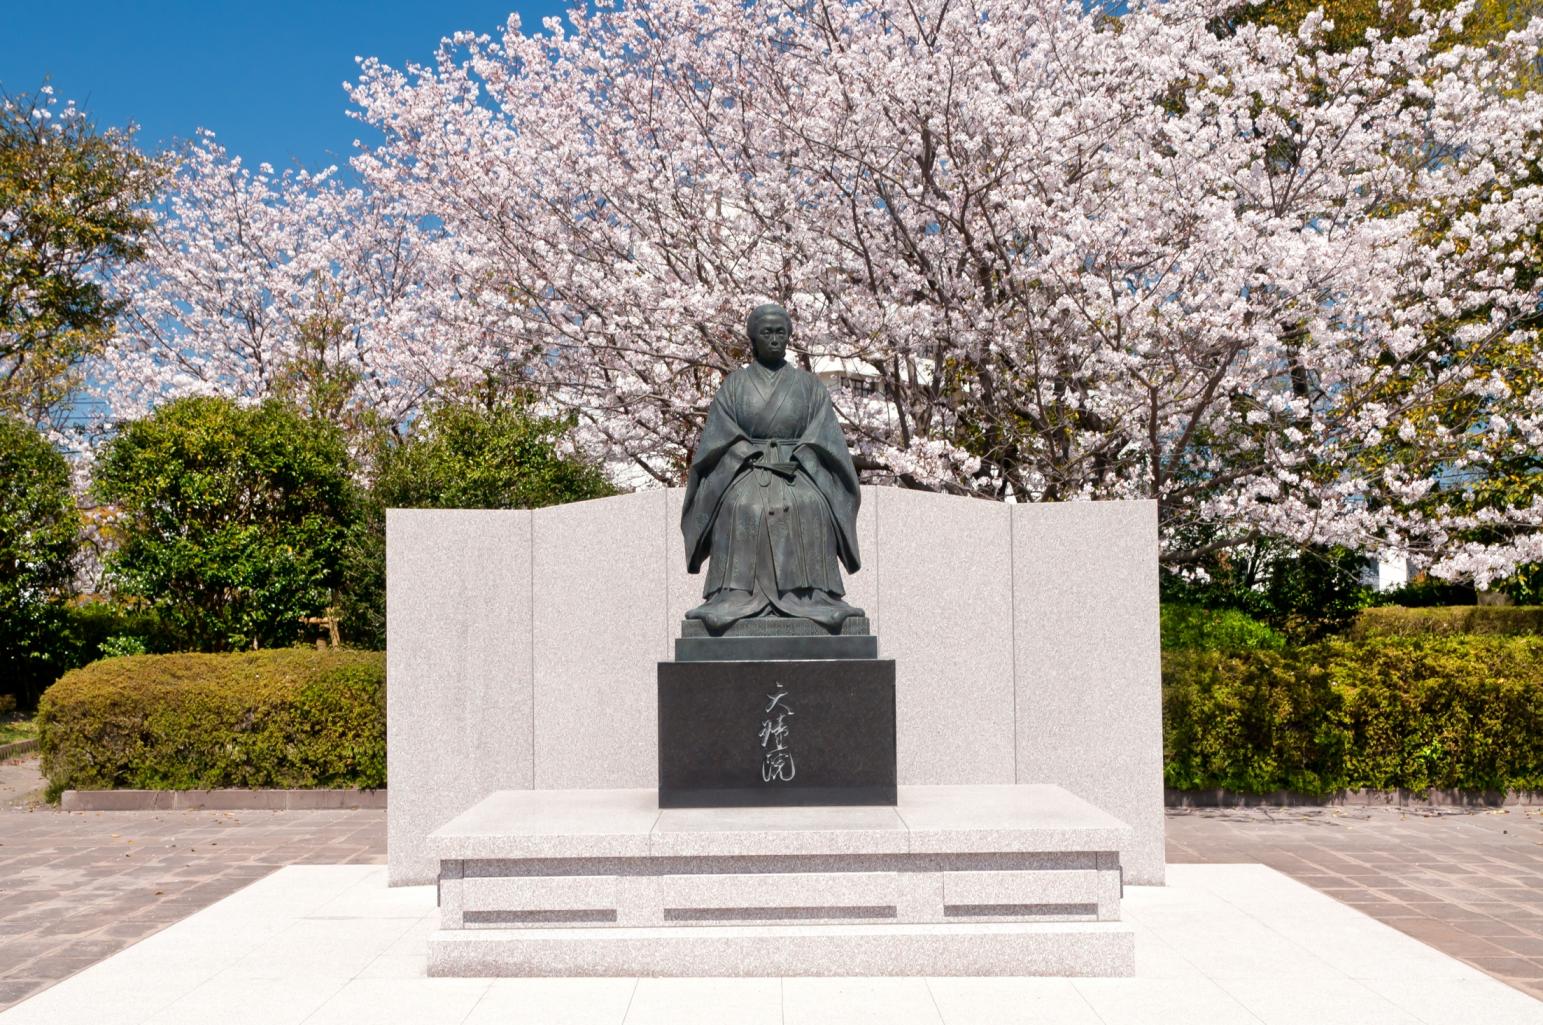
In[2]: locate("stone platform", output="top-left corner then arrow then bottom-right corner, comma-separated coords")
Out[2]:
426,784 -> 1134,977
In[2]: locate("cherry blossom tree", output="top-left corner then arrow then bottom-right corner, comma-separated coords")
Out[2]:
337,0 -> 1540,582
94,133 -> 515,450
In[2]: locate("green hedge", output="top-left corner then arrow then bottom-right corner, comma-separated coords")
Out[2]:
1160,604 -> 1286,651
38,648 -> 385,797
1163,636 -> 1543,795
38,632 -> 1543,800
1351,605 -> 1543,640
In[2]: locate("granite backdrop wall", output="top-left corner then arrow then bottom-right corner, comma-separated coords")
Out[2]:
386,489 -> 1163,885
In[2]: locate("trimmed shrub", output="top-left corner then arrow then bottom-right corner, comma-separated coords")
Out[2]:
1350,605 -> 1543,640
1163,636 -> 1543,795
37,648 -> 385,796
1161,604 -> 1286,651
1163,647 -> 1343,794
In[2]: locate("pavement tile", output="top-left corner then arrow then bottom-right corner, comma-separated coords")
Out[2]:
1451,918 -> 1527,938
1492,937 -> 1543,958
1467,956 -> 1543,978
1071,977 -> 1264,1025
143,975 -> 349,1025
1212,978 -> 1421,1025
624,978 -> 782,1025
1167,805 -> 1543,1001
3,756 -> 1542,1012
464,978 -> 637,1025
1362,976 -> 1543,1025
0,983 -> 46,1008
305,978 -> 494,1025
0,775 -> 384,1014
926,977 -> 1105,1024
783,977 -> 943,1025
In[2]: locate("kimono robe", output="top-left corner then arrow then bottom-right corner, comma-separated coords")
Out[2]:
681,358 -> 864,632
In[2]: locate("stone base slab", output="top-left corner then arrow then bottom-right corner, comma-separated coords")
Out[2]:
428,785 -> 1133,862
426,920 -> 1135,977
428,785 -> 1132,977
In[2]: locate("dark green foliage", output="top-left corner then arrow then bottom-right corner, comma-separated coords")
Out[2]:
1350,605 -> 1543,640
0,415 -> 80,708
1160,604 -> 1286,651
1,600 -> 183,711
1373,576 -> 1478,608
37,648 -> 385,796
338,399 -> 617,649
373,399 -> 618,510
62,600 -> 181,660
1163,637 -> 1543,794
1499,563 -> 1543,606
93,397 -> 357,651
1161,542 -> 1374,642
1253,546 -> 1376,640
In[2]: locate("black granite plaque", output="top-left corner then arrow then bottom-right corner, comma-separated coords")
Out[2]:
657,659 -> 897,808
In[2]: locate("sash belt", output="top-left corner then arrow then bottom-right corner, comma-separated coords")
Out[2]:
747,438 -> 802,487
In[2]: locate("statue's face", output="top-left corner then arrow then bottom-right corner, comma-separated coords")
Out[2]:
749,313 -> 790,365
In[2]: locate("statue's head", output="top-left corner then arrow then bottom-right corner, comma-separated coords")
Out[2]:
747,303 -> 791,367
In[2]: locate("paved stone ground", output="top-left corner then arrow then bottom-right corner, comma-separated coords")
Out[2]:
0,758 -> 44,808
2,753 -> 1540,1013
1167,804 -> 1543,1002
0,757 -> 383,1012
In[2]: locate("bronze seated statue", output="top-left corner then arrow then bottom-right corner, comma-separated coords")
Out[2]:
680,303 -> 866,637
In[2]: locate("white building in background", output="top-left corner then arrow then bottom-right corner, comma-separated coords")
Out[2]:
811,354 -> 884,396
1360,554 -> 1410,592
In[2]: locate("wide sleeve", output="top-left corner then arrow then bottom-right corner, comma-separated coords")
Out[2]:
791,373 -> 862,573
680,376 -> 757,573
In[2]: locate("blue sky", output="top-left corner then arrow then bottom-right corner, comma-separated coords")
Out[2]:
1,1 -> 569,172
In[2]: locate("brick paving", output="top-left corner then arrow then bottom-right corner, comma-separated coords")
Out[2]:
1167,804 -> 1543,1001
2,753 -> 1541,1012
0,758 -> 383,1012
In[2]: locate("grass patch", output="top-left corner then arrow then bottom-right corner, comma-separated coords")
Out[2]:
0,713 -> 38,746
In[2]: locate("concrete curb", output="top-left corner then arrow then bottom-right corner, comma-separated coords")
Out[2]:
60,788 -> 387,811
1166,787 -> 1543,809
0,738 -> 39,759
53,785 -> 1543,812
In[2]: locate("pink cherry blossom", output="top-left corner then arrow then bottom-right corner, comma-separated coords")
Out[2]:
95,132 -> 512,451
100,0 -> 1543,584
